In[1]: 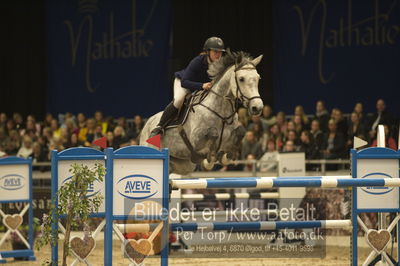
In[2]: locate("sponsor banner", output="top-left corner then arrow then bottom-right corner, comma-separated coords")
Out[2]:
113,159 -> 163,216
58,160 -> 106,213
278,153 -> 306,214
357,159 -> 399,209
46,0 -> 172,117
273,0 -> 400,115
0,164 -> 29,201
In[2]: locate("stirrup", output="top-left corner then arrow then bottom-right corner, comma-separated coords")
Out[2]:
149,126 -> 164,138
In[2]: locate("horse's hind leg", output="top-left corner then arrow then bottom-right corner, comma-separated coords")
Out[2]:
200,127 -> 219,170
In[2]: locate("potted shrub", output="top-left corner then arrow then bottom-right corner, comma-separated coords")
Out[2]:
36,163 -> 105,266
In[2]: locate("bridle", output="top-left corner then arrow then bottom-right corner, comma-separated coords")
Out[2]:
233,62 -> 262,108
191,62 -> 261,152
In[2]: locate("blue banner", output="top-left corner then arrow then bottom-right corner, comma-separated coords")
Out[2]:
47,0 -> 171,118
273,0 -> 400,115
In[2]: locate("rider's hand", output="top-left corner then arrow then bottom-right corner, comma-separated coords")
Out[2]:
202,82 -> 212,90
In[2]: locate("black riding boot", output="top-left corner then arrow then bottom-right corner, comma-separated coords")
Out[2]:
149,102 -> 178,137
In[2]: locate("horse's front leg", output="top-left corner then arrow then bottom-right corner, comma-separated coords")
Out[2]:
217,124 -> 246,166
192,127 -> 219,170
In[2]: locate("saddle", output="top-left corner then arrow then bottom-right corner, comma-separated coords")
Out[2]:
165,90 -> 206,130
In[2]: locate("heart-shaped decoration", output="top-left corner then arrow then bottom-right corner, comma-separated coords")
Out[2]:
70,236 -> 96,261
366,229 -> 391,254
3,214 -> 23,230
124,239 -> 152,264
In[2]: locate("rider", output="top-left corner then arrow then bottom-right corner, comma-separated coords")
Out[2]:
149,36 -> 225,138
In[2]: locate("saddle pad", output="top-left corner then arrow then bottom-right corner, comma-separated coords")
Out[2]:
165,90 -> 205,129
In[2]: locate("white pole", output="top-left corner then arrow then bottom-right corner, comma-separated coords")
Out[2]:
377,124 -> 385,148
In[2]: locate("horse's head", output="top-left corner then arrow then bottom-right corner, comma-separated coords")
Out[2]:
208,50 -> 264,116
230,54 -> 264,116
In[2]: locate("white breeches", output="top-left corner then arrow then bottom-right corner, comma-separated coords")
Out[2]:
173,78 -> 190,109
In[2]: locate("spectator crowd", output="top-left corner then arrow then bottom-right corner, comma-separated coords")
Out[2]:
0,99 -> 398,172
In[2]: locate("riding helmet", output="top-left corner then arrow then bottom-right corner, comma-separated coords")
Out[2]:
203,37 -> 225,52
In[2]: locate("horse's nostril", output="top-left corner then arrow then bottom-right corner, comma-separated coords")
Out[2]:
251,106 -> 259,114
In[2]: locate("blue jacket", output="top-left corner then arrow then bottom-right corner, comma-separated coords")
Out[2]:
175,54 -> 210,91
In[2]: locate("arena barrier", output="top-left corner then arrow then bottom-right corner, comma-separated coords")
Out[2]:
0,156 -> 35,263
48,145 -> 400,266
50,147 -> 106,265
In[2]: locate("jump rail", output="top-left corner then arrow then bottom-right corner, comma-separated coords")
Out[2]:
171,177 -> 400,189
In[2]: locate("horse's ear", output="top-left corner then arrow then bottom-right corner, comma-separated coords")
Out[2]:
251,55 -> 263,66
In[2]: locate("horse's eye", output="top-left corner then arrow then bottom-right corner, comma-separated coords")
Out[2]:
239,77 -> 245,82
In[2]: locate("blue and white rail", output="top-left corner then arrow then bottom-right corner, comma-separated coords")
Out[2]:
171,176 -> 400,189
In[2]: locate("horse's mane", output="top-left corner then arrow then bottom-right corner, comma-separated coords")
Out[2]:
208,49 -> 253,81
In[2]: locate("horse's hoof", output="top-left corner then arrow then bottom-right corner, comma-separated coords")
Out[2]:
221,153 -> 233,166
202,159 -> 215,170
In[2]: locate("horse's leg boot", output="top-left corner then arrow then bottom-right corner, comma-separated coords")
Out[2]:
149,102 -> 178,138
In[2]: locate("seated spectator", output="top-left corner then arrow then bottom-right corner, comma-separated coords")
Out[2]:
299,130 -> 320,159
292,114 -> 304,134
310,119 -> 324,152
79,118 -> 96,146
50,118 -> 61,139
322,119 -> 346,159
241,131 -> 263,160
5,119 -> 16,136
43,113 -> 54,128
76,113 -> 87,131
353,102 -> 366,126
62,118 -> 78,136
247,115 -> 267,131
0,113 -> 7,130
314,100 -> 329,132
113,126 -> 129,149
106,131 -> 117,149
243,154 -> 257,172
64,133 -> 84,149
367,99 -> 396,143
127,115 -> 144,141
94,111 -> 108,134
5,130 -> 20,155
59,127 -> 71,147
331,108 -> 348,140
13,113 -> 24,131
105,116 -> 116,133
294,105 -> 310,128
285,130 -> 300,149
32,142 -> 50,172
94,125 -> 104,140
251,121 -> 268,144
20,116 -> 40,140
276,111 -> 287,134
282,140 -> 296,153
49,136 -> 65,153
371,124 -> 397,150
268,124 -> 283,151
17,135 -> 33,158
261,105 -> 276,128
285,121 -> 296,138
347,112 -> 366,149
259,139 -> 279,172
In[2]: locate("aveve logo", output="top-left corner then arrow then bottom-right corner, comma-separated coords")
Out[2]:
62,176 -> 101,197
360,172 -> 394,195
0,174 -> 25,191
116,174 -> 159,200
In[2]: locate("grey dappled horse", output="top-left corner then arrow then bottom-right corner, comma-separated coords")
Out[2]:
140,51 -> 264,174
